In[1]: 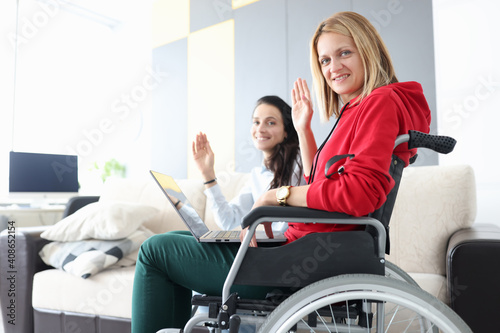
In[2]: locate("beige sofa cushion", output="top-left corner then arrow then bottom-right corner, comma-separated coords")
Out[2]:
33,266 -> 135,319
386,164 -> 476,276
408,273 -> 448,303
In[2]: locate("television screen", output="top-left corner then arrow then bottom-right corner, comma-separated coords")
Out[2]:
9,151 -> 79,193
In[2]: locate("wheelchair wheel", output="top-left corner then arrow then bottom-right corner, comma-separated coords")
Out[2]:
385,260 -> 419,286
258,274 -> 471,333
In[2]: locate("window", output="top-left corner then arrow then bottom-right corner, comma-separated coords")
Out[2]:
0,0 -> 152,195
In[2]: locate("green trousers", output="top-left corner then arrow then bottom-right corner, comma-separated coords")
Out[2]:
132,231 -> 275,333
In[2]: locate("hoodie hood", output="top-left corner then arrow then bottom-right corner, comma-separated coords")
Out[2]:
383,81 -> 432,132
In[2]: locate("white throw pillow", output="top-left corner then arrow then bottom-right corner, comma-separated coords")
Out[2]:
40,201 -> 159,241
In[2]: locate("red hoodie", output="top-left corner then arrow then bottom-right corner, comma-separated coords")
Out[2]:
285,81 -> 431,242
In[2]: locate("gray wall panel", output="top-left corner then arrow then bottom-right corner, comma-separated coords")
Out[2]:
287,0 -> 352,148
151,38 -> 188,178
234,0 -> 289,172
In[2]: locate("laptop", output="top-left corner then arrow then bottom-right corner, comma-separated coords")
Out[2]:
150,170 -> 287,243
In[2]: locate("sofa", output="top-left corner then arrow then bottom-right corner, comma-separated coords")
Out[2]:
1,164 -> 498,333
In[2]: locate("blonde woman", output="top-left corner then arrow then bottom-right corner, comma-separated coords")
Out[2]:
244,11 -> 431,245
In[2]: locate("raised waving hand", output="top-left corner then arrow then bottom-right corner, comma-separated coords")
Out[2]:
291,78 -> 317,176
192,132 -> 216,182
291,78 -> 314,134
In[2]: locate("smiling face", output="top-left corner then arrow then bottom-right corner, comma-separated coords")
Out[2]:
317,32 -> 365,103
251,103 -> 287,160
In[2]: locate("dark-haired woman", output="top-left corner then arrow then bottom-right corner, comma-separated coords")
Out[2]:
192,95 -> 304,232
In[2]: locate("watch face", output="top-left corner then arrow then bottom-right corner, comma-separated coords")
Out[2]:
277,186 -> 289,199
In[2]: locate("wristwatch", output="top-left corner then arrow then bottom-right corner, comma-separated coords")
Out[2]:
276,186 -> 292,206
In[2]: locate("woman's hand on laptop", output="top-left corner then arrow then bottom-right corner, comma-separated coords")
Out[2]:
263,222 -> 274,239
239,223 -> 273,248
240,226 -> 258,247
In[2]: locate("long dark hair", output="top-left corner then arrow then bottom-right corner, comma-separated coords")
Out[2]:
254,96 -> 303,189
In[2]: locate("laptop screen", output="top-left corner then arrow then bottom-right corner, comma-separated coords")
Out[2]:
150,171 -> 210,238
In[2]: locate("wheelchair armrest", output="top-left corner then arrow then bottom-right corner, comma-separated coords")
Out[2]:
241,206 -> 354,229
241,206 -> 386,254
241,206 -> 385,243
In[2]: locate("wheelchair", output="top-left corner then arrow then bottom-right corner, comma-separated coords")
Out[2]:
171,131 -> 472,333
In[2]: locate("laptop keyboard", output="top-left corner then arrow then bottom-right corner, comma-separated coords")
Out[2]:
208,230 -> 241,239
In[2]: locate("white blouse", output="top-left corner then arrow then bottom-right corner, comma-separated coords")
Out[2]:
204,161 -> 305,232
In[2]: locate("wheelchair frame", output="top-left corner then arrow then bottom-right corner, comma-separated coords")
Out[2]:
173,131 -> 471,333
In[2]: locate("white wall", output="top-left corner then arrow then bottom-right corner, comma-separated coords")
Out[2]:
433,0 -> 500,226
0,1 -> 17,198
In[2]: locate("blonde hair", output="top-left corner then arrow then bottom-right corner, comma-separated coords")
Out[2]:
310,11 -> 398,120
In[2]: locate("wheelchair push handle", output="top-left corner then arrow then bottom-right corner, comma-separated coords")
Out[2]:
406,130 -> 456,154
